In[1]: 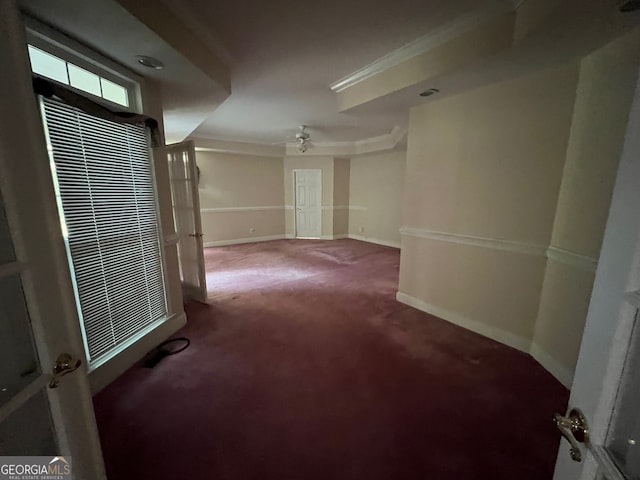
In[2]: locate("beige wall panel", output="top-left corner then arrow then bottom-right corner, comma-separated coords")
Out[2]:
533,259 -> 595,375
333,158 -> 350,235
399,61 -> 579,362
404,61 -> 579,245
398,236 -> 546,341
532,28 -> 640,384
333,209 -> 349,236
284,156 -> 334,237
333,158 -> 350,206
550,29 -> 640,258
201,210 -> 285,243
195,151 -> 285,243
197,151 -> 284,208
349,151 -> 406,245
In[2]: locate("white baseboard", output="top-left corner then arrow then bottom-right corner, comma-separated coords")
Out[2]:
395,291 -> 575,386
223,233 -> 398,248
395,291 -> 531,353
204,235 -> 286,247
530,343 -> 574,388
348,234 -> 401,249
320,234 -> 350,240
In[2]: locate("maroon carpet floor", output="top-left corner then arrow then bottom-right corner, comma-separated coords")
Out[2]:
93,239 -> 568,480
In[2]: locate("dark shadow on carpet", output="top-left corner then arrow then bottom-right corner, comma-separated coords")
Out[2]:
94,238 -> 568,480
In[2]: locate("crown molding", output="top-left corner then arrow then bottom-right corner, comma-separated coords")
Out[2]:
191,137 -> 285,158
285,126 -> 406,157
192,126 -> 406,158
329,0 -> 519,93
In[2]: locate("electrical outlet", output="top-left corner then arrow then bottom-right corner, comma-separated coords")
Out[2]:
249,227 -> 255,233
359,226 -> 365,233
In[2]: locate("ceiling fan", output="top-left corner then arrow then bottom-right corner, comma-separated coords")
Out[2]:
274,125 -> 312,153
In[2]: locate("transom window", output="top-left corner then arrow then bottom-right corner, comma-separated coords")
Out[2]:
28,44 -> 130,108
27,30 -> 165,367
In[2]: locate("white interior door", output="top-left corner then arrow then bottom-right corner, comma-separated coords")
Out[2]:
553,68 -> 640,480
166,140 -> 207,303
294,169 -> 322,238
0,0 -> 105,476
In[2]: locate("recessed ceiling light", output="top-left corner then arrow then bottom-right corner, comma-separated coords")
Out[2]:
419,88 -> 439,97
620,0 -> 640,12
136,55 -> 164,70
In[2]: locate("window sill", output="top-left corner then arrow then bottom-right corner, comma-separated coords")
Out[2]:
88,311 -> 187,394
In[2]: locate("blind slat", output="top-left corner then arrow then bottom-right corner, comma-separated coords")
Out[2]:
42,97 -> 167,362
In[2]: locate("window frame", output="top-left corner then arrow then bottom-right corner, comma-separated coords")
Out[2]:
41,97 -> 170,369
25,20 -> 173,371
25,16 -> 143,114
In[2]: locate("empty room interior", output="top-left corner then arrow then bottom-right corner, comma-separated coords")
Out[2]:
2,0 -> 640,479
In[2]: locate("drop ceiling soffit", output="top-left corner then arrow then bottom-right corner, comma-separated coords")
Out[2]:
329,0 -> 524,93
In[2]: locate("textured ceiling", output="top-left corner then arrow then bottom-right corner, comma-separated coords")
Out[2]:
162,0 -> 504,144
16,0 -> 640,149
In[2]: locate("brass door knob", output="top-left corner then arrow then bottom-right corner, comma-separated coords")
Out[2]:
554,408 -> 589,462
49,353 -> 82,389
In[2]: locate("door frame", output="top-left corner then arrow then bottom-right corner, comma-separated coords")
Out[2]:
553,65 -> 640,479
165,140 -> 208,303
293,168 -> 322,239
0,0 -> 105,476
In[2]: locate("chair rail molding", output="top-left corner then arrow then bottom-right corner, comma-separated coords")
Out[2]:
545,245 -> 598,272
399,226 -> 547,256
201,206 -> 285,213
285,205 -> 367,211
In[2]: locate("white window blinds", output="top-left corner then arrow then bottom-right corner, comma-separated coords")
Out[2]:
41,97 -> 167,363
